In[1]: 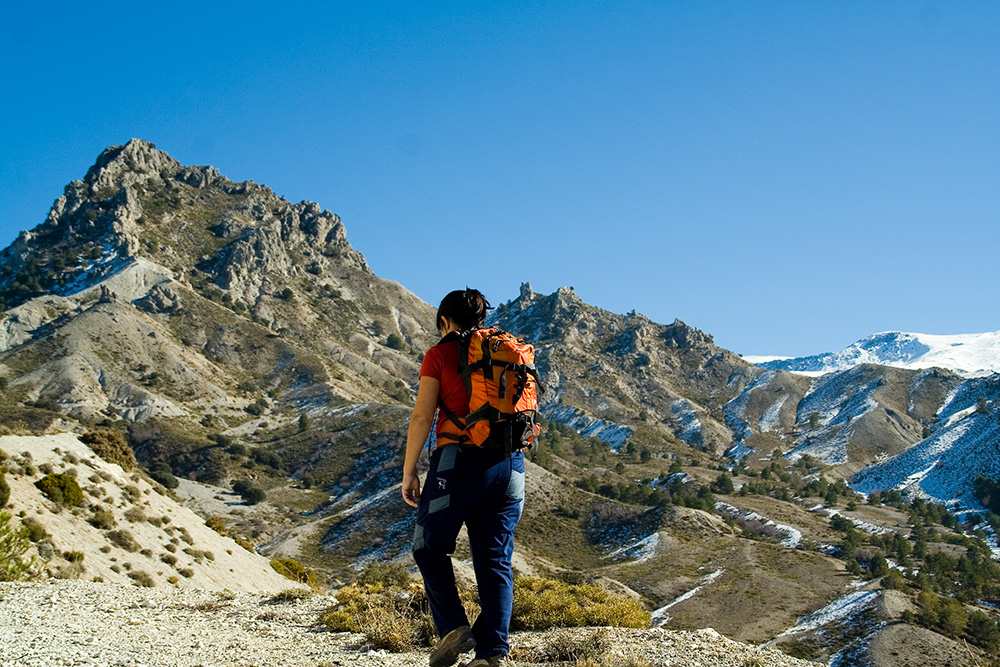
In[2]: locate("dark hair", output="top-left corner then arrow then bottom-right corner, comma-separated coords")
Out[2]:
436,288 -> 492,332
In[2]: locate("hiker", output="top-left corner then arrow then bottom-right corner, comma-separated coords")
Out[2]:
402,288 -> 542,667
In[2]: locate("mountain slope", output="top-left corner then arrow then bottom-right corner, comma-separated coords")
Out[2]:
724,365 -> 962,473
0,432 -> 295,592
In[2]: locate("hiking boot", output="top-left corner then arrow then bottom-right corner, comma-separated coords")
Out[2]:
429,624 -> 476,667
459,657 -> 509,667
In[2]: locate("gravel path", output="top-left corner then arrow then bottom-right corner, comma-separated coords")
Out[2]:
0,581 -> 818,667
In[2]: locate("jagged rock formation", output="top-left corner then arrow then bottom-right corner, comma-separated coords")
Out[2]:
0,139 -> 437,427
489,282 -> 760,453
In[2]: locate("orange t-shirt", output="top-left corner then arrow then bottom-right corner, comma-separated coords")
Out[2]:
419,333 -> 469,435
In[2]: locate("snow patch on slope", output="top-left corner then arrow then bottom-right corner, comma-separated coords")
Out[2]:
851,400 -> 1000,509
541,402 -> 633,450
670,399 -> 703,447
784,369 -> 881,465
714,502 -> 802,548
651,569 -> 725,626
772,590 -> 879,640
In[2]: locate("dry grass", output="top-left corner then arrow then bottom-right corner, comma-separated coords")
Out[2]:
265,588 -> 313,604
511,576 -> 651,631
270,557 -> 322,589
510,629 -> 610,663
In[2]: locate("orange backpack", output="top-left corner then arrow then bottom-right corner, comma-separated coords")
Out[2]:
436,326 -> 544,452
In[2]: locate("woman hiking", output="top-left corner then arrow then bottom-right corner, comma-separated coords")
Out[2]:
402,288 -> 535,667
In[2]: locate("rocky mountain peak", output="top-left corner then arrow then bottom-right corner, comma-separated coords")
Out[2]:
0,139 -> 373,311
662,318 -> 715,350
83,139 -> 181,193
518,281 -> 536,301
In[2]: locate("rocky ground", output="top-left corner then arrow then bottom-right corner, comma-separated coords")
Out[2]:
0,580 -> 818,667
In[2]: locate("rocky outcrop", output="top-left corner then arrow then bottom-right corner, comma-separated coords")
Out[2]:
489,284 -> 759,453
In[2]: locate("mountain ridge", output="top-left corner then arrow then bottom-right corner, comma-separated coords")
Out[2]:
747,329 -> 1000,378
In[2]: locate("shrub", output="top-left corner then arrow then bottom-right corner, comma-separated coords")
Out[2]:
183,548 -> 215,562
80,429 -> 135,471
510,628 -> 610,664
63,551 -> 84,563
234,535 -> 255,552
35,472 -> 84,507
149,465 -> 179,490
319,580 -> 438,651
128,570 -> 155,587
266,588 -> 313,604
124,507 -> 147,523
882,569 -> 906,590
22,517 -> 49,543
511,576 -> 651,630
88,509 -> 116,530
251,449 -> 281,469
385,334 -> 404,350
0,511 -> 36,581
107,529 -> 141,552
205,515 -> 228,535
357,562 -> 413,588
178,567 -> 194,578
270,558 -> 321,589
233,480 -> 266,505
0,471 -> 9,507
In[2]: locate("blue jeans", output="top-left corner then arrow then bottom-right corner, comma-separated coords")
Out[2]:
412,444 -> 526,659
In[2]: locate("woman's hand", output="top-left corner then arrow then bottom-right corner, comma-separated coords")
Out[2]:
402,472 -> 422,508
402,376 -> 438,508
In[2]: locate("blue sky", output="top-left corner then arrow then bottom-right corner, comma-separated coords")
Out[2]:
2,2 -> 998,356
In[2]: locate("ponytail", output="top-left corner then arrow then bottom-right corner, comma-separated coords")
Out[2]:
436,287 -> 492,332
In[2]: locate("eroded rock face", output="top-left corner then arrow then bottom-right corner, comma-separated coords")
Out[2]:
134,283 -> 183,314
489,284 -> 760,453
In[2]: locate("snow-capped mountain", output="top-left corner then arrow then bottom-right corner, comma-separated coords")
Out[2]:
745,330 -> 1000,378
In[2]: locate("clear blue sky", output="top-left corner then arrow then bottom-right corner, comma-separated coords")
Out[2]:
2,2 -> 998,356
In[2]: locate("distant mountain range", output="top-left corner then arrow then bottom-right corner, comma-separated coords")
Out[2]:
744,330 -> 1000,378
2,139 -> 998,667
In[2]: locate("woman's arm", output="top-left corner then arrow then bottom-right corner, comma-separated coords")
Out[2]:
401,375 -> 440,507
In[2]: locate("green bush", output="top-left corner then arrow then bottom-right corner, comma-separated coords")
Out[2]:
511,576 -> 651,631
35,472 -> 84,507
233,479 -> 266,505
0,471 -> 9,507
80,429 -> 136,471
0,511 -> 36,581
149,465 -> 179,490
